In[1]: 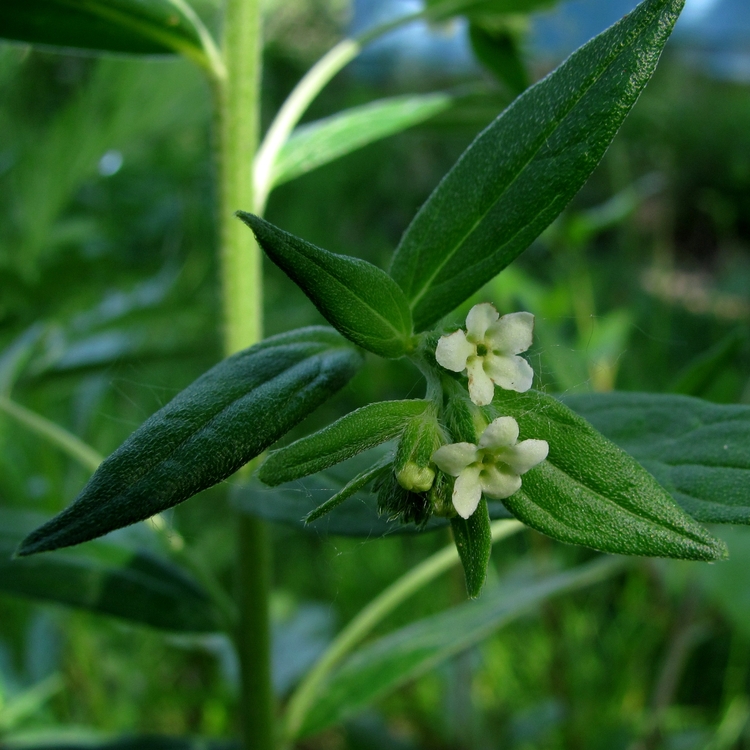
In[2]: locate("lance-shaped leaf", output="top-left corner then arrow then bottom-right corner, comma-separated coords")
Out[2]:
391,0 -> 686,331
0,510 -> 221,632
469,24 -> 529,96
563,392 -> 750,525
272,93 -> 453,189
0,0 -> 212,65
451,499 -> 493,597
488,390 -> 727,560
18,327 -> 361,556
258,400 -> 429,486
296,556 -> 624,737
233,447 -> 513,536
238,213 -> 414,359
426,0 -> 559,22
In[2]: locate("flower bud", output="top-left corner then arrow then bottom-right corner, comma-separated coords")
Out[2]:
394,415 -> 443,493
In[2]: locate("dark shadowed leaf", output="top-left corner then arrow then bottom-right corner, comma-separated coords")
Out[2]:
1,736 -> 239,750
489,390 -> 726,560
390,0 -> 686,330
564,392 -> 750,525
0,0 -> 209,62
233,447 -> 513,536
297,556 -> 624,737
238,214 -> 414,359
0,509 -> 221,632
469,24 -> 529,95
273,94 -> 453,188
18,328 -> 361,556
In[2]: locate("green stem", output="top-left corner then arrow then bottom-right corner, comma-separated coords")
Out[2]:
252,9 -> 425,215
0,395 -> 103,473
283,519 -> 524,741
216,0 -> 274,747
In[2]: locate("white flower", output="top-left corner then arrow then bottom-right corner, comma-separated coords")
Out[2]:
435,303 -> 535,406
431,416 -> 548,519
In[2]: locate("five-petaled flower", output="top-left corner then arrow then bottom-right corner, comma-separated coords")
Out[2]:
431,416 -> 548,519
435,303 -> 535,406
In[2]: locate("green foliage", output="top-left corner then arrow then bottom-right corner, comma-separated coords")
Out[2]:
390,0 -> 685,331
490,390 -> 727,561
238,214 -> 414,359
296,556 -> 625,737
0,509 -> 221,632
565,392 -> 750,525
451,500 -> 493,597
0,0 -> 208,60
468,24 -> 529,95
426,0 -> 560,23
272,94 -> 454,189
18,328 -> 361,556
258,400 -> 429,486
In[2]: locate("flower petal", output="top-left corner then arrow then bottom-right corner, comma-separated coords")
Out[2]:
435,330 -> 474,372
486,311 -> 534,354
499,439 -> 549,475
465,303 -> 499,342
480,465 -> 522,500
485,354 -> 534,393
452,465 -> 483,518
478,416 -> 519,450
432,443 -> 478,476
467,357 -> 495,406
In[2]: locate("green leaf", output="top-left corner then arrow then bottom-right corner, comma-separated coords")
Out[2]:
668,328 -> 747,397
232,472 -> 513,537
305,457 -> 391,524
390,0 -> 686,331
258,400 -> 429,486
451,499 -> 493,597
0,736 -> 239,750
17,327 -> 361,556
0,0 -> 210,63
489,390 -> 726,560
272,93 -> 453,188
563,392 -> 750,525
0,509 -> 221,632
238,214 -> 414,359
427,0 -> 559,22
297,556 -> 624,737
234,445 -> 514,535
469,24 -> 529,96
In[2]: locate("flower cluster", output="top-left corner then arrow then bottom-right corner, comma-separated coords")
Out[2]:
430,303 -> 547,519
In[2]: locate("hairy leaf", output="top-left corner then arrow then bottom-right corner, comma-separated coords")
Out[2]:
258,400 -> 429,486
564,392 -> 750,525
489,390 -> 726,560
0,0 -> 207,59
273,94 -> 453,188
18,328 -> 361,555
451,499 -> 493,597
0,510 -> 221,631
239,214 -> 414,358
391,0 -> 686,330
298,556 -> 624,737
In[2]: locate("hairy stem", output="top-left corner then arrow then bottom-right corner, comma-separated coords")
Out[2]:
216,0 -> 273,747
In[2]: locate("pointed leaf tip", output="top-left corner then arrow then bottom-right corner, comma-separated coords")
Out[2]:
237,212 -> 414,359
18,328 -> 361,555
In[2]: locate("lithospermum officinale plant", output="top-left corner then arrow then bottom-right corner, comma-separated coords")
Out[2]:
3,0 -> 750,747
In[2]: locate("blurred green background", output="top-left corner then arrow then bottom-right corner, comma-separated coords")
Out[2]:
1,0 -> 750,746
